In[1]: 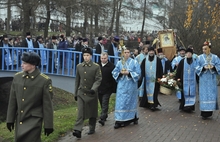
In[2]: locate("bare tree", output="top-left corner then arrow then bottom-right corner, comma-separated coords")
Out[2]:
140,0 -> 147,40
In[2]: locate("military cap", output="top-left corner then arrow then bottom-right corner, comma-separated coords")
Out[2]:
82,47 -> 93,55
21,52 -> 41,66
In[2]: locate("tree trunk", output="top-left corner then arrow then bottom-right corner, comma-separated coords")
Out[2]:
140,0 -> 147,41
66,7 -> 71,36
82,7 -> 88,37
115,0 -> 122,36
44,0 -> 50,38
22,0 -> 31,36
7,0 -> 11,34
90,13 -> 93,47
94,11 -> 99,37
109,0 -> 116,36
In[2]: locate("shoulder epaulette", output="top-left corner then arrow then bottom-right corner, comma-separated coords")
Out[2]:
40,73 -> 50,80
93,62 -> 99,66
15,71 -> 23,76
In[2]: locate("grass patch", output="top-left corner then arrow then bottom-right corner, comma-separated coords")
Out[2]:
0,87 -> 116,142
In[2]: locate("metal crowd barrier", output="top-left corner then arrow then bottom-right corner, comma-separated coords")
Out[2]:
0,47 -> 120,77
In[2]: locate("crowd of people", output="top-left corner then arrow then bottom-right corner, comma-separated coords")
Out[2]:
2,31 -> 220,141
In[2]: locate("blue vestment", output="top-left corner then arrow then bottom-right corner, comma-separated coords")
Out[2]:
195,53 -> 220,111
145,55 -> 157,103
38,42 -> 47,65
183,58 -> 197,107
135,53 -> 146,97
172,56 -> 184,99
4,44 -> 12,66
171,56 -> 184,70
112,58 -> 141,121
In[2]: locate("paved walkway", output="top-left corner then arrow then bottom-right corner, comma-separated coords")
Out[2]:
58,87 -> 220,142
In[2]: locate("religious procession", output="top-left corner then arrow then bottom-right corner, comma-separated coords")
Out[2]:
1,0 -> 220,141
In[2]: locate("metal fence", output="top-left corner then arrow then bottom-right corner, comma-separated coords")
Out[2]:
0,47 -> 120,77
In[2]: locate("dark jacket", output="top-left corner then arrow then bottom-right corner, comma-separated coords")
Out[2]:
107,43 -> 116,63
95,43 -> 103,54
33,41 -> 40,48
98,60 -> 117,94
47,41 -> 57,58
58,40 -> 68,56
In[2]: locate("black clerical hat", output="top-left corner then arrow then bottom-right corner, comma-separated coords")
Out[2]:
148,46 -> 155,51
157,48 -> 163,53
186,48 -> 193,54
26,32 -> 31,36
178,47 -> 186,51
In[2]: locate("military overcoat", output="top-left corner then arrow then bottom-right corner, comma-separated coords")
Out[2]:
6,68 -> 54,142
75,60 -> 102,119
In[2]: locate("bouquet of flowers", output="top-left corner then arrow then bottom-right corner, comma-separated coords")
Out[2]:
157,71 -> 181,91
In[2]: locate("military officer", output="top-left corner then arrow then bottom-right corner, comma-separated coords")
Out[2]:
6,52 -> 54,142
72,47 -> 102,138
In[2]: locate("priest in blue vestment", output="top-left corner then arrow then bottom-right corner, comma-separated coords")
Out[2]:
175,48 -> 197,112
112,49 -> 141,129
157,48 -> 172,75
171,47 -> 186,99
195,42 -> 220,119
135,45 -> 148,98
171,47 -> 186,70
139,46 -> 163,111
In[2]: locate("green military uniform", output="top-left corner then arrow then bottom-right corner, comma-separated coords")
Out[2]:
74,60 -> 102,132
6,68 -> 54,142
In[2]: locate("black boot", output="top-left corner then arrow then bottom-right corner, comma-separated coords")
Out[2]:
72,130 -> 81,138
87,130 -> 95,135
98,119 -> 105,126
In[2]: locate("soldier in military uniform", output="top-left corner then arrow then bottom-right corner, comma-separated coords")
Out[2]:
72,47 -> 102,138
6,52 -> 54,142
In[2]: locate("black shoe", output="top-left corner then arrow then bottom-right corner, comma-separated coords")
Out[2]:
150,106 -> 156,111
98,120 -> 105,126
202,117 -> 207,120
87,130 -> 95,135
114,123 -> 121,129
72,130 -> 81,138
133,120 -> 138,125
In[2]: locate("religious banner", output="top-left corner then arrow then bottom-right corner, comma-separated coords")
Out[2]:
158,29 -> 176,61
